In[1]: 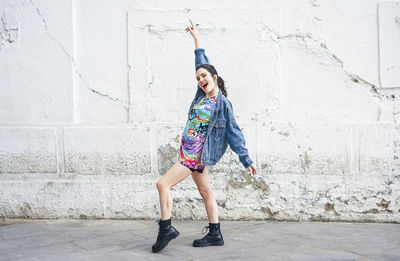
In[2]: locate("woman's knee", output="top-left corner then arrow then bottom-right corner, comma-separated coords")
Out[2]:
156,179 -> 166,191
198,187 -> 213,200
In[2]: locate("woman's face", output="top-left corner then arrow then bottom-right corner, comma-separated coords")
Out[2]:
196,68 -> 217,95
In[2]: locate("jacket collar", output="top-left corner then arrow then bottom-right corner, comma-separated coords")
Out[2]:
216,88 -> 224,111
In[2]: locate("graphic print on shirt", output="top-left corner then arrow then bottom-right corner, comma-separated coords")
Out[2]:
179,95 -> 218,170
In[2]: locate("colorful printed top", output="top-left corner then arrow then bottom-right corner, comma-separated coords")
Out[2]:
179,95 -> 218,170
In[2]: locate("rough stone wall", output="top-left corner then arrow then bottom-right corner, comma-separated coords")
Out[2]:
0,0 -> 399,222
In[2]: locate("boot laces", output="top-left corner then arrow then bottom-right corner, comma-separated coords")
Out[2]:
201,226 -> 209,235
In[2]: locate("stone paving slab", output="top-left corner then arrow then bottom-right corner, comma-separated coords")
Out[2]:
0,219 -> 399,261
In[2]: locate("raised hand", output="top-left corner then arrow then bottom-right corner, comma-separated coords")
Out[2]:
185,19 -> 199,42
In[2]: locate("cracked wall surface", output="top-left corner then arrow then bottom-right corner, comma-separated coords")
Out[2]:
0,0 -> 399,222
0,0 -> 73,122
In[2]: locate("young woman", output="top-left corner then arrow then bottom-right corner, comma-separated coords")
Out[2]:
152,20 -> 257,253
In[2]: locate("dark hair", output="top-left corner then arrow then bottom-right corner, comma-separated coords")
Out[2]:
196,64 -> 227,97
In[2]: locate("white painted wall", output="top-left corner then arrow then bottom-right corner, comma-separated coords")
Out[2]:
0,0 -> 399,222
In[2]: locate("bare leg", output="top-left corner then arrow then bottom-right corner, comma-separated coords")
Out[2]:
156,161 -> 192,220
191,166 -> 218,223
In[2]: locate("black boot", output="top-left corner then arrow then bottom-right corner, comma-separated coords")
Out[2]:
193,222 -> 224,247
152,218 -> 180,253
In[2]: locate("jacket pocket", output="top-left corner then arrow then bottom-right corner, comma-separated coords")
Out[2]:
211,119 -> 226,160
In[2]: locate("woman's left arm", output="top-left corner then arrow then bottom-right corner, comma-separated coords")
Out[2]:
225,100 -> 257,175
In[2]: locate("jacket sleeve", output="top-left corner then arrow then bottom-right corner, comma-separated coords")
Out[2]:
226,100 -> 254,169
195,48 -> 210,69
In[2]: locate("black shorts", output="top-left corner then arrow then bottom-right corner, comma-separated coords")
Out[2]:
180,162 -> 204,173
189,167 -> 204,173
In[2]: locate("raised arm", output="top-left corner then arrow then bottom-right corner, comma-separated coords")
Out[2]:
186,19 -> 210,68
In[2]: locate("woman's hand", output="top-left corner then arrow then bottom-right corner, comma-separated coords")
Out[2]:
247,164 -> 257,176
185,19 -> 200,49
185,19 -> 198,39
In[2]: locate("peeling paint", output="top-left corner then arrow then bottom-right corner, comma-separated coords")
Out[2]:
227,171 -> 270,196
20,203 -> 32,218
324,203 -> 339,215
344,71 -> 380,97
0,12 -> 19,50
217,200 -> 226,209
310,0 -> 321,7
261,207 -> 279,218
299,151 -> 312,174
376,199 -> 390,209
278,131 -> 290,137
260,163 -> 273,174
157,143 -> 178,175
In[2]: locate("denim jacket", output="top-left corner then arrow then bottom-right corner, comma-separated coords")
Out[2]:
189,48 -> 253,169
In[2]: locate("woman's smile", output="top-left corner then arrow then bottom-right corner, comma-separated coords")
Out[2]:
196,68 -> 217,95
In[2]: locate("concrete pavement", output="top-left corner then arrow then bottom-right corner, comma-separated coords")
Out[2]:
1,219 -> 399,261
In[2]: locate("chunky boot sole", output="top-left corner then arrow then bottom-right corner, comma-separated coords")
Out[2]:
193,240 -> 224,247
152,231 -> 180,253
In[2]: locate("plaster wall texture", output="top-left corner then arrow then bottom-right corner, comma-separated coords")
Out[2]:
0,0 -> 399,222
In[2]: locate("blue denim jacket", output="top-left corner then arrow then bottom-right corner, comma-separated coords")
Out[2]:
189,48 -> 253,169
